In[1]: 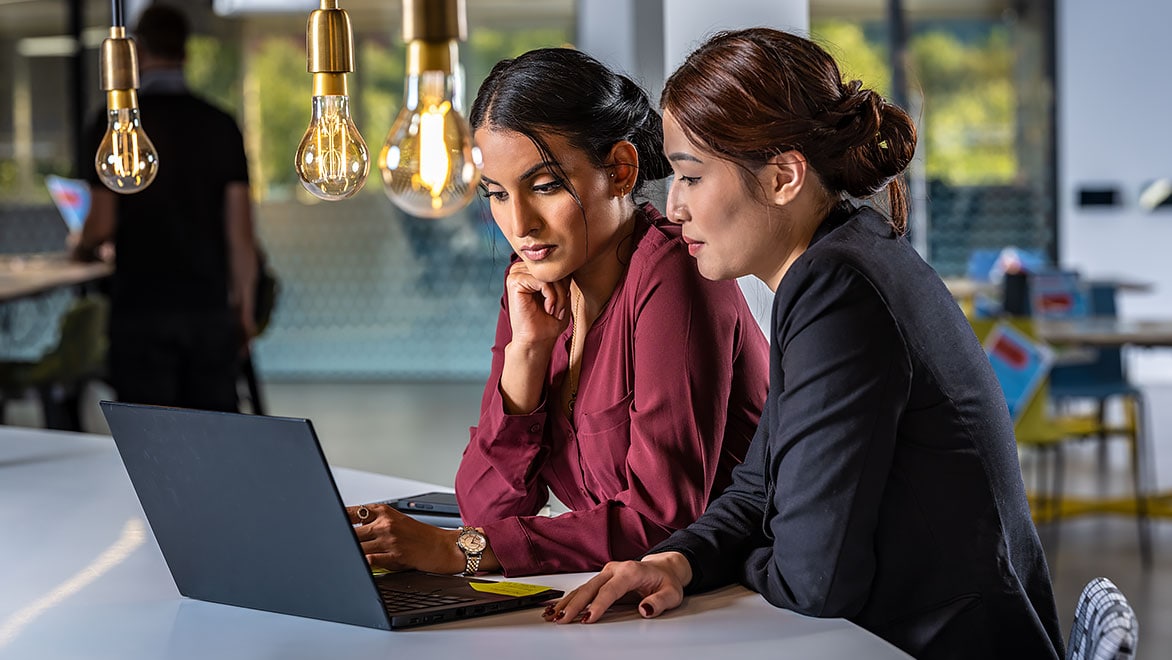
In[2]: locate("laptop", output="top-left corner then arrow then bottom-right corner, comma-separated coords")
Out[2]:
100,401 -> 562,630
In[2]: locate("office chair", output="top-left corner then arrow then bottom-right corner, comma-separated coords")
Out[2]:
1046,282 -> 1152,568
0,295 -> 109,430
1066,577 -> 1137,660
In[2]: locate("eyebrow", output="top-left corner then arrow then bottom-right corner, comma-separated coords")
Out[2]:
480,161 -> 558,187
668,152 -> 703,164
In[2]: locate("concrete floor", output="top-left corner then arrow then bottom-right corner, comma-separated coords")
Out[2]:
5,379 -> 1169,652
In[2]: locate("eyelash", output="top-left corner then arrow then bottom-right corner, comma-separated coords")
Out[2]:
675,175 -> 700,186
479,179 -> 565,202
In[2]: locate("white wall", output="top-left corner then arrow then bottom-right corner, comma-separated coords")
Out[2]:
1058,0 -> 1172,381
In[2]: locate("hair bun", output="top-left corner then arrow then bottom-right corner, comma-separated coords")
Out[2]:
827,81 -> 881,145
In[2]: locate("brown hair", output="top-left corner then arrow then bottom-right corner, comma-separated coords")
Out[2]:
662,28 -> 917,233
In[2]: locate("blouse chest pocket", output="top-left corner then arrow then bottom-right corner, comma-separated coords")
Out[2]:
575,390 -> 635,498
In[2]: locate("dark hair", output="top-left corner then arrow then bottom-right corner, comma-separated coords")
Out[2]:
134,4 -> 189,62
662,28 -> 917,233
469,48 -> 671,199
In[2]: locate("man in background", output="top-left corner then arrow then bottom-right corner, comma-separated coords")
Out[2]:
74,4 -> 256,412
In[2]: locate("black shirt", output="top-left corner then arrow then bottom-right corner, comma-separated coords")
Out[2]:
85,83 -> 249,314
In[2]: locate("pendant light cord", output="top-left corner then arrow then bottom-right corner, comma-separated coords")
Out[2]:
111,0 -> 124,28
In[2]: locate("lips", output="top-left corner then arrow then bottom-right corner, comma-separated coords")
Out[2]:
519,244 -> 556,261
682,235 -> 704,256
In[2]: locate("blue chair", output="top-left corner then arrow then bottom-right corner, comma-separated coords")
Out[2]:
1066,577 -> 1138,660
1048,282 -> 1151,567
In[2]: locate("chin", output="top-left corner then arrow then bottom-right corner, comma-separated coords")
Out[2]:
525,260 -> 572,284
696,260 -> 737,282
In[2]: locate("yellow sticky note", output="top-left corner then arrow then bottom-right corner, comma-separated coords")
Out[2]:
371,567 -> 392,576
469,581 -> 556,597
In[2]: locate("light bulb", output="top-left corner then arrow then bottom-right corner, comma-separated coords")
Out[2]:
379,0 -> 481,218
296,91 -> 368,200
95,26 -> 158,194
95,105 -> 158,194
380,70 -> 481,217
297,0 -> 368,201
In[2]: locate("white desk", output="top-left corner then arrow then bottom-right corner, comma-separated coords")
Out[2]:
0,253 -> 112,303
0,426 -> 910,659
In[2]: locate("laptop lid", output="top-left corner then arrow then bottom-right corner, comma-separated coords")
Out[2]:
45,175 -> 90,233
100,401 -> 562,630
101,401 -> 394,630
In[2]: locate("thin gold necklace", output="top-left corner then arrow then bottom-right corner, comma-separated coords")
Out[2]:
567,290 -> 582,415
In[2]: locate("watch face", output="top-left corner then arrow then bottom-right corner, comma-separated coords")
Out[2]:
459,529 -> 487,553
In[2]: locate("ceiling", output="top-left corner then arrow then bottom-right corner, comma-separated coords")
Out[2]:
0,0 -> 1019,42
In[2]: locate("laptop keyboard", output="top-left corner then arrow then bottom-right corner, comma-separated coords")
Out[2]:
378,586 -> 476,614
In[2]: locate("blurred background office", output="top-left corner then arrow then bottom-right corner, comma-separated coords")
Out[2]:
1,0 -> 1170,650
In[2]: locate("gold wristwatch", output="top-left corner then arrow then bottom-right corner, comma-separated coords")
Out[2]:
456,527 -> 487,575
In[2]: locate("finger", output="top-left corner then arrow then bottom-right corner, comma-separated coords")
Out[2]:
365,552 -> 405,571
346,505 -> 367,525
555,573 -> 621,625
347,503 -> 383,526
574,572 -> 641,623
637,588 -> 682,619
549,279 -> 570,320
545,580 -> 598,622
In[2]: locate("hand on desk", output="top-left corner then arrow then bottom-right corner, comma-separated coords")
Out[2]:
545,552 -> 691,624
345,503 -> 499,575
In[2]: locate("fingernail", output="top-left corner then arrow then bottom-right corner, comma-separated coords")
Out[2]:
554,610 -> 566,621
640,603 -> 653,617
578,612 -> 590,624
543,605 -> 555,617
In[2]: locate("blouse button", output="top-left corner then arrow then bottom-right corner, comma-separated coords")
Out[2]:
528,423 -> 542,433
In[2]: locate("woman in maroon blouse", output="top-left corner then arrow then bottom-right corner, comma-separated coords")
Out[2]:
344,48 -> 769,577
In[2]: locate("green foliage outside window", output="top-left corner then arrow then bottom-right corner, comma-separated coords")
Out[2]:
811,19 -> 1016,185
186,35 -> 242,118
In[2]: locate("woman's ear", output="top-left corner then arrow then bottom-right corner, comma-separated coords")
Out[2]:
763,150 -> 807,206
607,140 -> 640,197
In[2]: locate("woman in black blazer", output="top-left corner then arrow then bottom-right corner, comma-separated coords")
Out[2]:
544,28 -> 1064,660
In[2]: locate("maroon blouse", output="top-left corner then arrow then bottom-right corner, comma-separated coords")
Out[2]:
455,206 -> 769,576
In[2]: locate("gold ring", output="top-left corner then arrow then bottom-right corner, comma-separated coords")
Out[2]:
357,505 -> 371,523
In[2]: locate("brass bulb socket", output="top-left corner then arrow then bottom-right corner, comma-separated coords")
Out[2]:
312,72 -> 348,97
403,0 -> 466,42
306,5 -> 354,73
105,89 -> 139,111
406,40 -> 457,76
99,27 -> 140,92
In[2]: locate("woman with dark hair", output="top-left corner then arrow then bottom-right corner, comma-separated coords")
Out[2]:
345,48 -> 768,578
546,29 -> 1063,659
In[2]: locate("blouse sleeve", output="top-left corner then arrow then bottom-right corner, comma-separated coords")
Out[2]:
652,259 -> 912,618
455,285 -> 553,527
476,244 -> 768,576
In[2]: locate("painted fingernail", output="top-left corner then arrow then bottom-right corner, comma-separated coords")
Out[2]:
578,612 -> 590,623
543,605 -> 555,617
640,603 -> 653,617
554,610 -> 566,621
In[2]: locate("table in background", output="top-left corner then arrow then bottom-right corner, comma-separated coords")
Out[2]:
1037,318 -> 1172,348
1035,317 -> 1172,522
0,427 -> 910,660
0,253 -> 111,303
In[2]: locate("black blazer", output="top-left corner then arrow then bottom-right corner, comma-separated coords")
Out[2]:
653,204 -> 1063,659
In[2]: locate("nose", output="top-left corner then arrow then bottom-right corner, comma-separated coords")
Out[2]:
499,196 -> 541,238
666,182 -> 688,225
